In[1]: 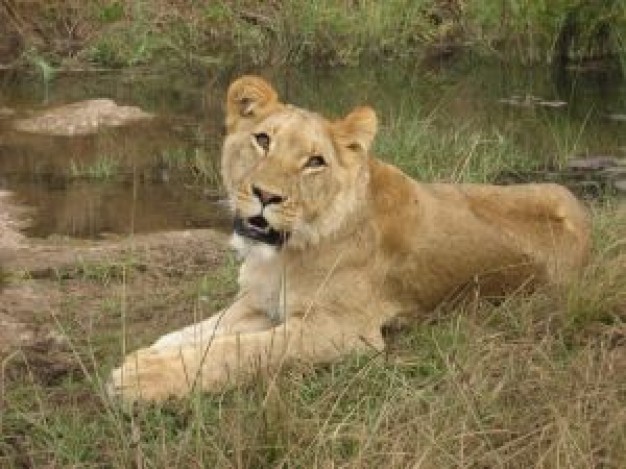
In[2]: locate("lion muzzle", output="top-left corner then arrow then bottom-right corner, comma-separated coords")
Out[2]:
233,215 -> 289,247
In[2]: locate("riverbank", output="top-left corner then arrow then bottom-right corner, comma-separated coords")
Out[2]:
1,1 -> 625,74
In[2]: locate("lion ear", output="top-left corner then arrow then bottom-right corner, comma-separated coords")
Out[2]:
333,106 -> 377,154
225,75 -> 281,133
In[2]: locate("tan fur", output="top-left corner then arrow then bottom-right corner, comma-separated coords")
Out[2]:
108,76 -> 591,402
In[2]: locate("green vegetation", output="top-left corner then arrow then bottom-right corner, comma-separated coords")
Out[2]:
69,155 -> 120,180
23,47 -> 57,100
1,1 -> 625,71
61,258 -> 140,284
464,0 -> 626,65
159,146 -> 222,187
376,113 -> 531,182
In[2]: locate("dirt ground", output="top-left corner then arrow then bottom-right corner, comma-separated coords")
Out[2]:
0,190 -> 231,385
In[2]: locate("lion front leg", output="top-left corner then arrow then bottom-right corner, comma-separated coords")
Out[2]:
108,329 -> 283,401
107,316 -> 384,403
151,296 -> 273,349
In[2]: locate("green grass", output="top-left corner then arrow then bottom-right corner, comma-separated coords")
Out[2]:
159,146 -> 222,187
55,257 -> 142,285
1,203 -> 625,467
70,155 -> 120,180
4,1 -> 625,72
375,113 -> 534,183
464,0 -> 626,66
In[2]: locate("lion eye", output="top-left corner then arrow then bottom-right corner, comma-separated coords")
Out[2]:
304,155 -> 327,169
254,132 -> 270,151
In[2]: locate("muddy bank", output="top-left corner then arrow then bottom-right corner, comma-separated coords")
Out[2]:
0,191 -> 231,384
0,190 -> 27,251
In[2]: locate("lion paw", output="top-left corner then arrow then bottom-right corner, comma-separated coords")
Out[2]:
107,348 -> 192,403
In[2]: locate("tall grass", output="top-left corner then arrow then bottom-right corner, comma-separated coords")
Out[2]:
3,1 -> 625,71
375,113 -> 535,183
464,0 -> 626,66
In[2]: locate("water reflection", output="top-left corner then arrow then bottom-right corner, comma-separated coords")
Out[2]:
17,179 -> 226,239
0,108 -> 227,237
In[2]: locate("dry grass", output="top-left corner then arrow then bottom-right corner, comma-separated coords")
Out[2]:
0,202 -> 624,468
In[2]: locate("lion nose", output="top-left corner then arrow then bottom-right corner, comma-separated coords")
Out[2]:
252,185 -> 286,206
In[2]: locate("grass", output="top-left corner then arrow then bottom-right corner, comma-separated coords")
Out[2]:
463,0 -> 626,66
159,146 -> 222,187
69,155 -> 120,180
64,144 -> 221,186
2,232 -> 625,467
375,113 -> 534,183
2,1 -> 625,72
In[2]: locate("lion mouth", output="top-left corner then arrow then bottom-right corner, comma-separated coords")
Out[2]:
233,215 -> 289,247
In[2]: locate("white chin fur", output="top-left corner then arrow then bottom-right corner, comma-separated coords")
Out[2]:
230,233 -> 278,260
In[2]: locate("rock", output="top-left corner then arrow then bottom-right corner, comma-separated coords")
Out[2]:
566,156 -> 620,171
601,166 -> 626,176
537,100 -> 567,108
498,95 -> 566,109
13,98 -> 153,136
498,95 -> 539,108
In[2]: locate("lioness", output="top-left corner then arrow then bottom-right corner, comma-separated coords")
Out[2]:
108,76 -> 590,401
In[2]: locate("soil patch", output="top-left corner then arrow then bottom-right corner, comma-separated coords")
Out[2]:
1,191 -> 231,385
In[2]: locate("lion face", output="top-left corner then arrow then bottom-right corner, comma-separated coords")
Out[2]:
222,76 -> 377,249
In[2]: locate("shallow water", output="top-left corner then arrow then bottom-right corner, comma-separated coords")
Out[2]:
0,62 -> 624,239
0,72 -> 228,238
